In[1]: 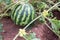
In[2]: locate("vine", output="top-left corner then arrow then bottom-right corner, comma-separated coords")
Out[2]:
13,2 -> 60,40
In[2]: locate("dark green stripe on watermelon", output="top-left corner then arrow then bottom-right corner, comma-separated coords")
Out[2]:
14,5 -> 22,24
11,4 -> 20,21
22,5 -> 30,25
22,4 -> 33,25
31,4 -> 35,20
22,5 -> 29,22
28,4 -> 32,23
21,5 -> 29,25
16,5 -> 26,25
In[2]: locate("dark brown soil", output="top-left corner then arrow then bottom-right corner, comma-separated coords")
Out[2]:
0,17 -> 58,40
52,10 -> 60,20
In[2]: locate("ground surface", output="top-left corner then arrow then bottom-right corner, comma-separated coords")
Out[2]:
0,17 -> 58,40
0,0 -> 60,40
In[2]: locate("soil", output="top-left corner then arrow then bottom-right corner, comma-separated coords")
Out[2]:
0,17 -> 58,40
0,10 -> 59,40
52,10 -> 60,20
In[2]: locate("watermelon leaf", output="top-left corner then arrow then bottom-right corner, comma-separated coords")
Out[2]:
49,18 -> 60,36
0,23 -> 3,32
37,2 -> 47,10
23,32 -> 41,40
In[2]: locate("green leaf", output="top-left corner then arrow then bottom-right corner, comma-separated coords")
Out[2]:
39,16 -> 45,23
49,19 -> 60,30
49,19 -> 60,36
37,2 -> 47,10
4,0 -> 12,5
23,32 -> 40,40
29,32 -> 36,39
0,23 -> 3,32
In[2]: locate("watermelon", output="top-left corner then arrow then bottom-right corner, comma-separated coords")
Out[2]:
11,3 -> 35,26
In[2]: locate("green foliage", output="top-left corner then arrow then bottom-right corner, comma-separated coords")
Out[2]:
40,0 -> 47,2
31,1 -> 47,10
0,35 -> 3,40
49,19 -> 60,30
58,0 -> 60,2
4,0 -> 12,5
0,23 -> 3,32
49,19 -> 60,36
20,0 -> 29,3
37,2 -> 47,10
0,0 -> 12,5
24,32 -> 40,40
0,0 -> 3,3
39,16 -> 45,23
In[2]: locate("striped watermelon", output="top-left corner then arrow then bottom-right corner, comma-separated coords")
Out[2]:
11,3 -> 35,26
